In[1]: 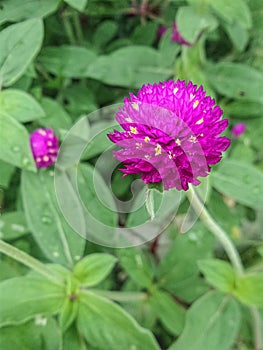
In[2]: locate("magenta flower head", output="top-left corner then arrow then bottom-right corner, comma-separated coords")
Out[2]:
30,128 -> 59,168
171,22 -> 191,46
108,80 -> 230,191
232,123 -> 246,138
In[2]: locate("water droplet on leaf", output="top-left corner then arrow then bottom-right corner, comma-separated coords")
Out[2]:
41,216 -> 52,224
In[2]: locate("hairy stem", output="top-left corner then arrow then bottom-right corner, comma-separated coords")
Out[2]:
0,239 -> 62,285
187,185 -> 263,349
186,185 -> 244,274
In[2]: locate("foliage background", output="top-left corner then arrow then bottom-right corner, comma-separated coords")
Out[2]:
0,0 -> 263,349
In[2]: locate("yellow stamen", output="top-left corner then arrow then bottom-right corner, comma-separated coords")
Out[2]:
38,130 -> 47,136
175,138 -> 181,146
136,142 -> 142,149
155,144 -> 162,156
193,100 -> 199,109
144,136 -> 150,143
47,141 -> 52,147
43,155 -> 49,162
189,135 -> 197,143
145,155 -> 151,160
132,102 -> 139,111
130,126 -> 138,134
36,157 -> 41,163
173,87 -> 178,94
196,117 -> 204,125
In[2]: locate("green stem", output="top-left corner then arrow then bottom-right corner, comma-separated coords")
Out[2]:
186,186 -> 263,349
0,240 -> 62,286
91,290 -> 147,302
186,185 -> 244,275
72,11 -> 84,44
250,307 -> 263,350
62,12 -> 76,45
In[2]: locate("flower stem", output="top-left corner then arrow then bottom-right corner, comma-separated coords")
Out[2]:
186,186 -> 263,349
62,11 -> 76,45
0,239 -> 62,285
186,185 -> 244,275
91,289 -> 147,302
250,307 -> 263,350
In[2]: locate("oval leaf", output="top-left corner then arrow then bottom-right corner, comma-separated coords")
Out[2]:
198,259 -> 236,293
211,159 -> 263,209
169,291 -> 241,350
77,290 -> 161,350
21,170 -> 86,268
0,89 -> 45,122
0,275 -> 64,326
73,253 -> 117,287
0,112 -> 36,171
0,19 -> 44,86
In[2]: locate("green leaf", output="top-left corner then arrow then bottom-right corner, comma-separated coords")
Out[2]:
0,160 -> 14,188
0,211 -> 28,240
117,248 -> 154,289
206,63 -> 263,103
0,0 -> 60,25
0,19 -> 44,86
206,0 -> 252,28
168,291 -> 241,350
156,225 -> 214,301
73,253 -> 117,286
77,290 -> 161,350
176,6 -> 218,43
223,21 -> 248,51
21,170 -> 86,267
234,274 -> 263,308
86,46 -> 172,88
223,100 -> 263,118
131,22 -> 159,46
211,159 -> 263,209
158,29 -> 181,67
148,290 -> 185,336
0,275 -> 64,326
93,20 -> 118,48
64,0 -> 87,11
77,163 -> 118,228
0,89 -> 45,122
38,46 -> 97,78
198,259 -> 236,293
0,318 -> 62,350
0,112 -> 36,171
40,97 -> 72,130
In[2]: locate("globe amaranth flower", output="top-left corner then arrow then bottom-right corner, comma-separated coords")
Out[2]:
30,128 -> 59,168
232,123 -> 246,138
108,80 -> 230,191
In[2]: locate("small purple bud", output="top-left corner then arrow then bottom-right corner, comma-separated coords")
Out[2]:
232,123 -> 246,138
30,128 -> 59,168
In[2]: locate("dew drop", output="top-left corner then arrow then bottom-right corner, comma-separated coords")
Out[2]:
11,224 -> 26,233
243,175 -> 251,184
252,186 -> 260,194
12,146 -> 20,152
41,216 -> 52,224
22,158 -> 30,168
